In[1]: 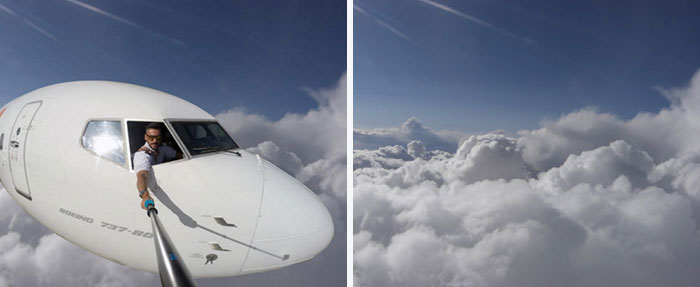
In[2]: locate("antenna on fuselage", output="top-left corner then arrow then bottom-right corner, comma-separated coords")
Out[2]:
146,204 -> 198,287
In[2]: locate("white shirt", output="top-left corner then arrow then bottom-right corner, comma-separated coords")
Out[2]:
133,142 -> 177,172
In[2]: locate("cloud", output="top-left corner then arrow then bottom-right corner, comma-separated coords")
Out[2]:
354,117 -> 463,152
354,144 -> 416,170
445,132 -> 528,184
354,68 -> 700,286
0,188 -> 159,287
217,74 -> 346,166
519,69 -> 700,172
0,74 -> 346,287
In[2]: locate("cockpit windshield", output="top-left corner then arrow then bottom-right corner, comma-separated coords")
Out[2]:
169,121 -> 240,156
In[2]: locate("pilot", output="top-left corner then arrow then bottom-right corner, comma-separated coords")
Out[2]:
134,123 -> 182,209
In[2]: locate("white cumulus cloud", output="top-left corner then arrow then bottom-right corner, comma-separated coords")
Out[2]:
0,189 -> 159,287
354,117 -> 463,152
354,68 -> 700,287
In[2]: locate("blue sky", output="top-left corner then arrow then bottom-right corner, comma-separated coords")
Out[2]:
0,0 -> 345,119
354,0 -> 700,133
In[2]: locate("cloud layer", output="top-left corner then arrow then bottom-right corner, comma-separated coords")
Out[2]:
0,187 -> 159,287
354,69 -> 700,286
354,117 -> 463,152
0,74 -> 346,287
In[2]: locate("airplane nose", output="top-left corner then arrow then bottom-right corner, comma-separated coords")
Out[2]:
241,162 -> 334,274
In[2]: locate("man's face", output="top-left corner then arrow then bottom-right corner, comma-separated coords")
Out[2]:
144,128 -> 162,150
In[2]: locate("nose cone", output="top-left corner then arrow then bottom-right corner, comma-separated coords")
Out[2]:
241,161 -> 334,274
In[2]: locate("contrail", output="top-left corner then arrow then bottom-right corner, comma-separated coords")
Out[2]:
65,0 -> 141,29
0,3 -> 16,16
0,2 -> 58,42
418,0 -> 536,45
355,4 -> 411,42
63,0 -> 185,46
23,18 -> 58,41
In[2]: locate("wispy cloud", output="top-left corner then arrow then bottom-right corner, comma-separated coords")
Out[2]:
0,2 -> 58,42
355,4 -> 411,43
64,0 -> 141,29
418,0 -> 536,45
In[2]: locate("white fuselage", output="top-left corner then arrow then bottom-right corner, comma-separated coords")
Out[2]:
0,81 -> 333,278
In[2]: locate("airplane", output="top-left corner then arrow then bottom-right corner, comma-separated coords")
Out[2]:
0,81 -> 334,281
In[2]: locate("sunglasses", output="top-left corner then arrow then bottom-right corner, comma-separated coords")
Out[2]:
146,135 -> 162,141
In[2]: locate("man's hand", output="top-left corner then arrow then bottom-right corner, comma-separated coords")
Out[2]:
138,146 -> 159,158
141,194 -> 155,210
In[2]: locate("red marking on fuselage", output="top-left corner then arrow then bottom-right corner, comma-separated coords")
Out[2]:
0,107 -> 5,118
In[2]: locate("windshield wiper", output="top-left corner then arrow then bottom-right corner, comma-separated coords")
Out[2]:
220,149 -> 241,156
192,147 -> 219,153
193,146 -> 241,156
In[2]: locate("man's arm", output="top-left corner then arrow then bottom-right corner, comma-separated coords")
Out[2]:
133,149 -> 156,209
137,170 -> 153,209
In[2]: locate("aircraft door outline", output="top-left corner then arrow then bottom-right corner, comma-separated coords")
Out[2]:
9,101 -> 42,201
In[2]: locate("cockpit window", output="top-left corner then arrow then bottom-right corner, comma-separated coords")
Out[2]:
82,120 -> 125,165
126,121 -> 184,169
170,121 -> 239,156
